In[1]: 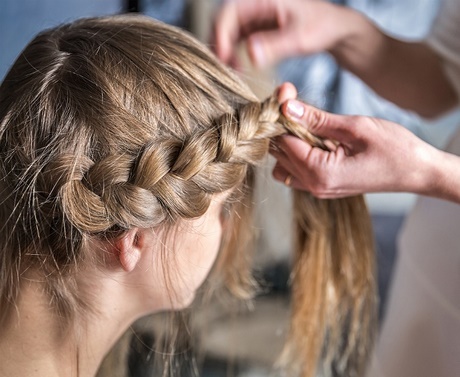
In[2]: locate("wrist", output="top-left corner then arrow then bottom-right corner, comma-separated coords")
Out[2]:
424,150 -> 460,203
410,144 -> 460,202
415,146 -> 443,196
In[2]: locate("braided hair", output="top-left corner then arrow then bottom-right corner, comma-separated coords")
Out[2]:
0,16 -> 375,377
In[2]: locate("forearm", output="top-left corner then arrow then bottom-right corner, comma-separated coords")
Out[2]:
329,8 -> 458,118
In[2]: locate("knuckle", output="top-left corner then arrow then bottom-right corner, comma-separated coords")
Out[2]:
302,149 -> 339,198
311,176 -> 333,198
305,108 -> 328,133
346,115 -> 370,137
300,148 -> 329,197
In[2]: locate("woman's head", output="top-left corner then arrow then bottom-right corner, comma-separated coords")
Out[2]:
0,15 -> 286,326
0,15 -> 376,377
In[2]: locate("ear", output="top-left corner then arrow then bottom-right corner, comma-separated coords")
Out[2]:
117,228 -> 142,272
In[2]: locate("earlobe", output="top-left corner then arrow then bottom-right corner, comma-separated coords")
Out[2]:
117,228 -> 142,272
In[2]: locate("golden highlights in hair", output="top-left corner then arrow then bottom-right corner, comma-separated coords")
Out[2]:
0,15 -> 375,377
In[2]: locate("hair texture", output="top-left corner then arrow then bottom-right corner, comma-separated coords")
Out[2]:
0,15 -> 375,377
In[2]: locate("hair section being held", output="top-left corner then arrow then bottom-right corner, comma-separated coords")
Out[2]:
237,95 -> 377,377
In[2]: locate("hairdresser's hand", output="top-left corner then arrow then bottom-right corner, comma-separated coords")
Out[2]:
271,97 -> 460,202
215,0 -> 457,116
214,0 -> 352,68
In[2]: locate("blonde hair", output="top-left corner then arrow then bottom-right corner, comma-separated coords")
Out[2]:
0,15 -> 375,377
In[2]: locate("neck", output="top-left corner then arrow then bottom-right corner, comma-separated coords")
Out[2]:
0,273 -> 140,377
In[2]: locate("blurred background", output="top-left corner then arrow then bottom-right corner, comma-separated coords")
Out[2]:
2,1 -> 459,376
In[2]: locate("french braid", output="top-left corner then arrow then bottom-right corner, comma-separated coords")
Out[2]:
0,15 -> 375,377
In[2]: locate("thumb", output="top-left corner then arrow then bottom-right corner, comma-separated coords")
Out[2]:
247,29 -> 302,68
281,99 -> 357,143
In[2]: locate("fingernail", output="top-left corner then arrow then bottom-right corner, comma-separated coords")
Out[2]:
250,37 -> 266,67
286,100 -> 304,119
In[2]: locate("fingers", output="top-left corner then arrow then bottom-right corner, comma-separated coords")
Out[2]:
270,134 -> 313,168
272,163 -> 303,190
247,27 -> 301,67
277,82 -> 297,103
270,134 -> 317,191
281,99 -> 358,145
214,0 -> 284,65
271,141 -> 350,197
213,1 -> 239,63
271,133 -> 347,196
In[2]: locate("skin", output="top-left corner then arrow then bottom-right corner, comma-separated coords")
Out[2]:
214,0 -> 458,117
215,0 -> 460,203
0,194 -> 228,377
274,83 -> 460,204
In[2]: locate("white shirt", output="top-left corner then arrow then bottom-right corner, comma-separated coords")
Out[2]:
366,1 -> 460,375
